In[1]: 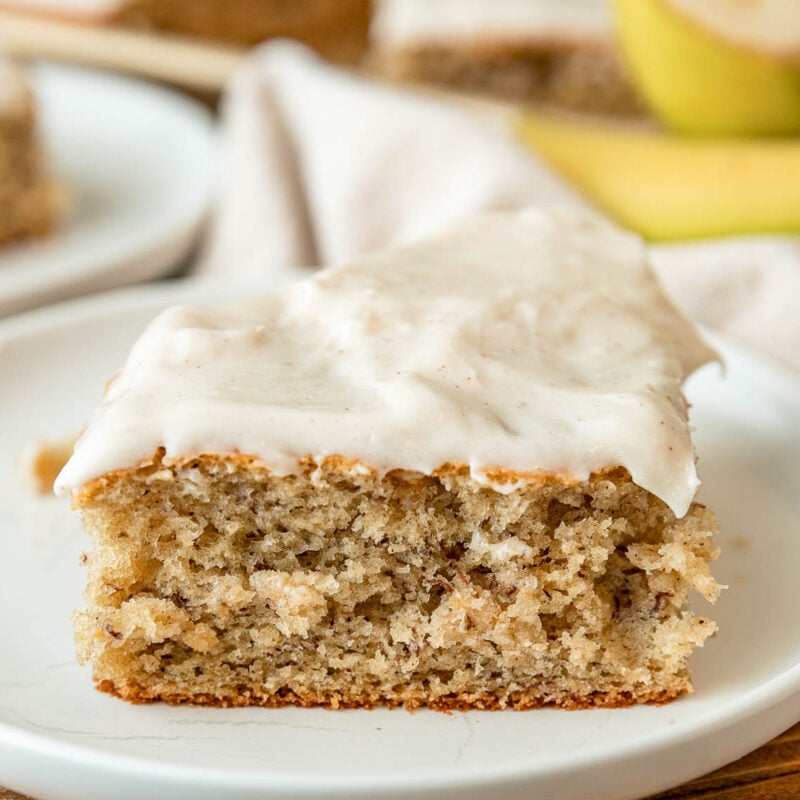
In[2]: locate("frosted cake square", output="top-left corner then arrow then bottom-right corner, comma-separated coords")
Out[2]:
56,209 -> 720,710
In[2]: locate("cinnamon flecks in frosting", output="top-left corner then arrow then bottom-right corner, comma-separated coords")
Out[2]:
56,208 -> 715,517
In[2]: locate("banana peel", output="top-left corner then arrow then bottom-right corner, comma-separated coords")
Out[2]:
517,110 -> 800,242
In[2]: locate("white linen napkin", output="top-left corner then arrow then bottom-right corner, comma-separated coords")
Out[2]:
200,41 -> 800,372
651,238 -> 800,371
198,41 -> 589,278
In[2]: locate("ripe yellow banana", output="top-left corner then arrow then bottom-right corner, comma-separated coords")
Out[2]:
614,0 -> 800,136
517,111 -> 800,242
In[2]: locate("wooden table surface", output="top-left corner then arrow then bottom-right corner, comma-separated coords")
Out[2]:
2,720 -> 799,799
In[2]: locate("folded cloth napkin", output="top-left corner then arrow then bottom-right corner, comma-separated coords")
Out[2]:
652,238 -> 800,371
200,41 -> 800,372
198,41 -> 589,278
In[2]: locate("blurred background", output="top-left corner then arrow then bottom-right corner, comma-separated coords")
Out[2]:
1,0 -> 796,362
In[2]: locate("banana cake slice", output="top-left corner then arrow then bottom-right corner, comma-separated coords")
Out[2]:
56,208 -> 721,710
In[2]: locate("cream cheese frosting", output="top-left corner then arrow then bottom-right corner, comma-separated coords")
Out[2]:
373,0 -> 613,47
56,209 -> 715,517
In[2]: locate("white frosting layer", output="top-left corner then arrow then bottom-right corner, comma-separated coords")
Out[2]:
373,0 -> 612,47
56,209 -> 715,517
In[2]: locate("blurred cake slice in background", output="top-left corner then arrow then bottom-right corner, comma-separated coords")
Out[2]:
57,209 -> 721,711
0,55 -> 55,245
116,0 -> 373,64
372,0 -> 641,115
0,0 -> 373,64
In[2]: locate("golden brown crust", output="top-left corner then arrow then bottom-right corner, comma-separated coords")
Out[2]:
71,447 -> 628,508
97,679 -> 686,711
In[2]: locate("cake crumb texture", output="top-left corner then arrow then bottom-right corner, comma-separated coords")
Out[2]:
115,0 -> 373,63
74,455 -> 720,710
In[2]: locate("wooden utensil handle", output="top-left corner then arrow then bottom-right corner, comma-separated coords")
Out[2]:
0,10 -> 243,91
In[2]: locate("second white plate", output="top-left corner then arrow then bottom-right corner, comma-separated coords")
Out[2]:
0,63 -> 215,317
0,280 -> 799,800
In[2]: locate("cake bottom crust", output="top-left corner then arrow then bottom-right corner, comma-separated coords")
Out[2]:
96,679 -> 686,711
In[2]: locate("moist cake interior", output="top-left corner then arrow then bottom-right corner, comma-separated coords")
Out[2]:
76,455 -> 719,710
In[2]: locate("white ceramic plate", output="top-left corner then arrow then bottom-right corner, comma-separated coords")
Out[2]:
0,281 -> 799,800
0,63 -> 215,317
